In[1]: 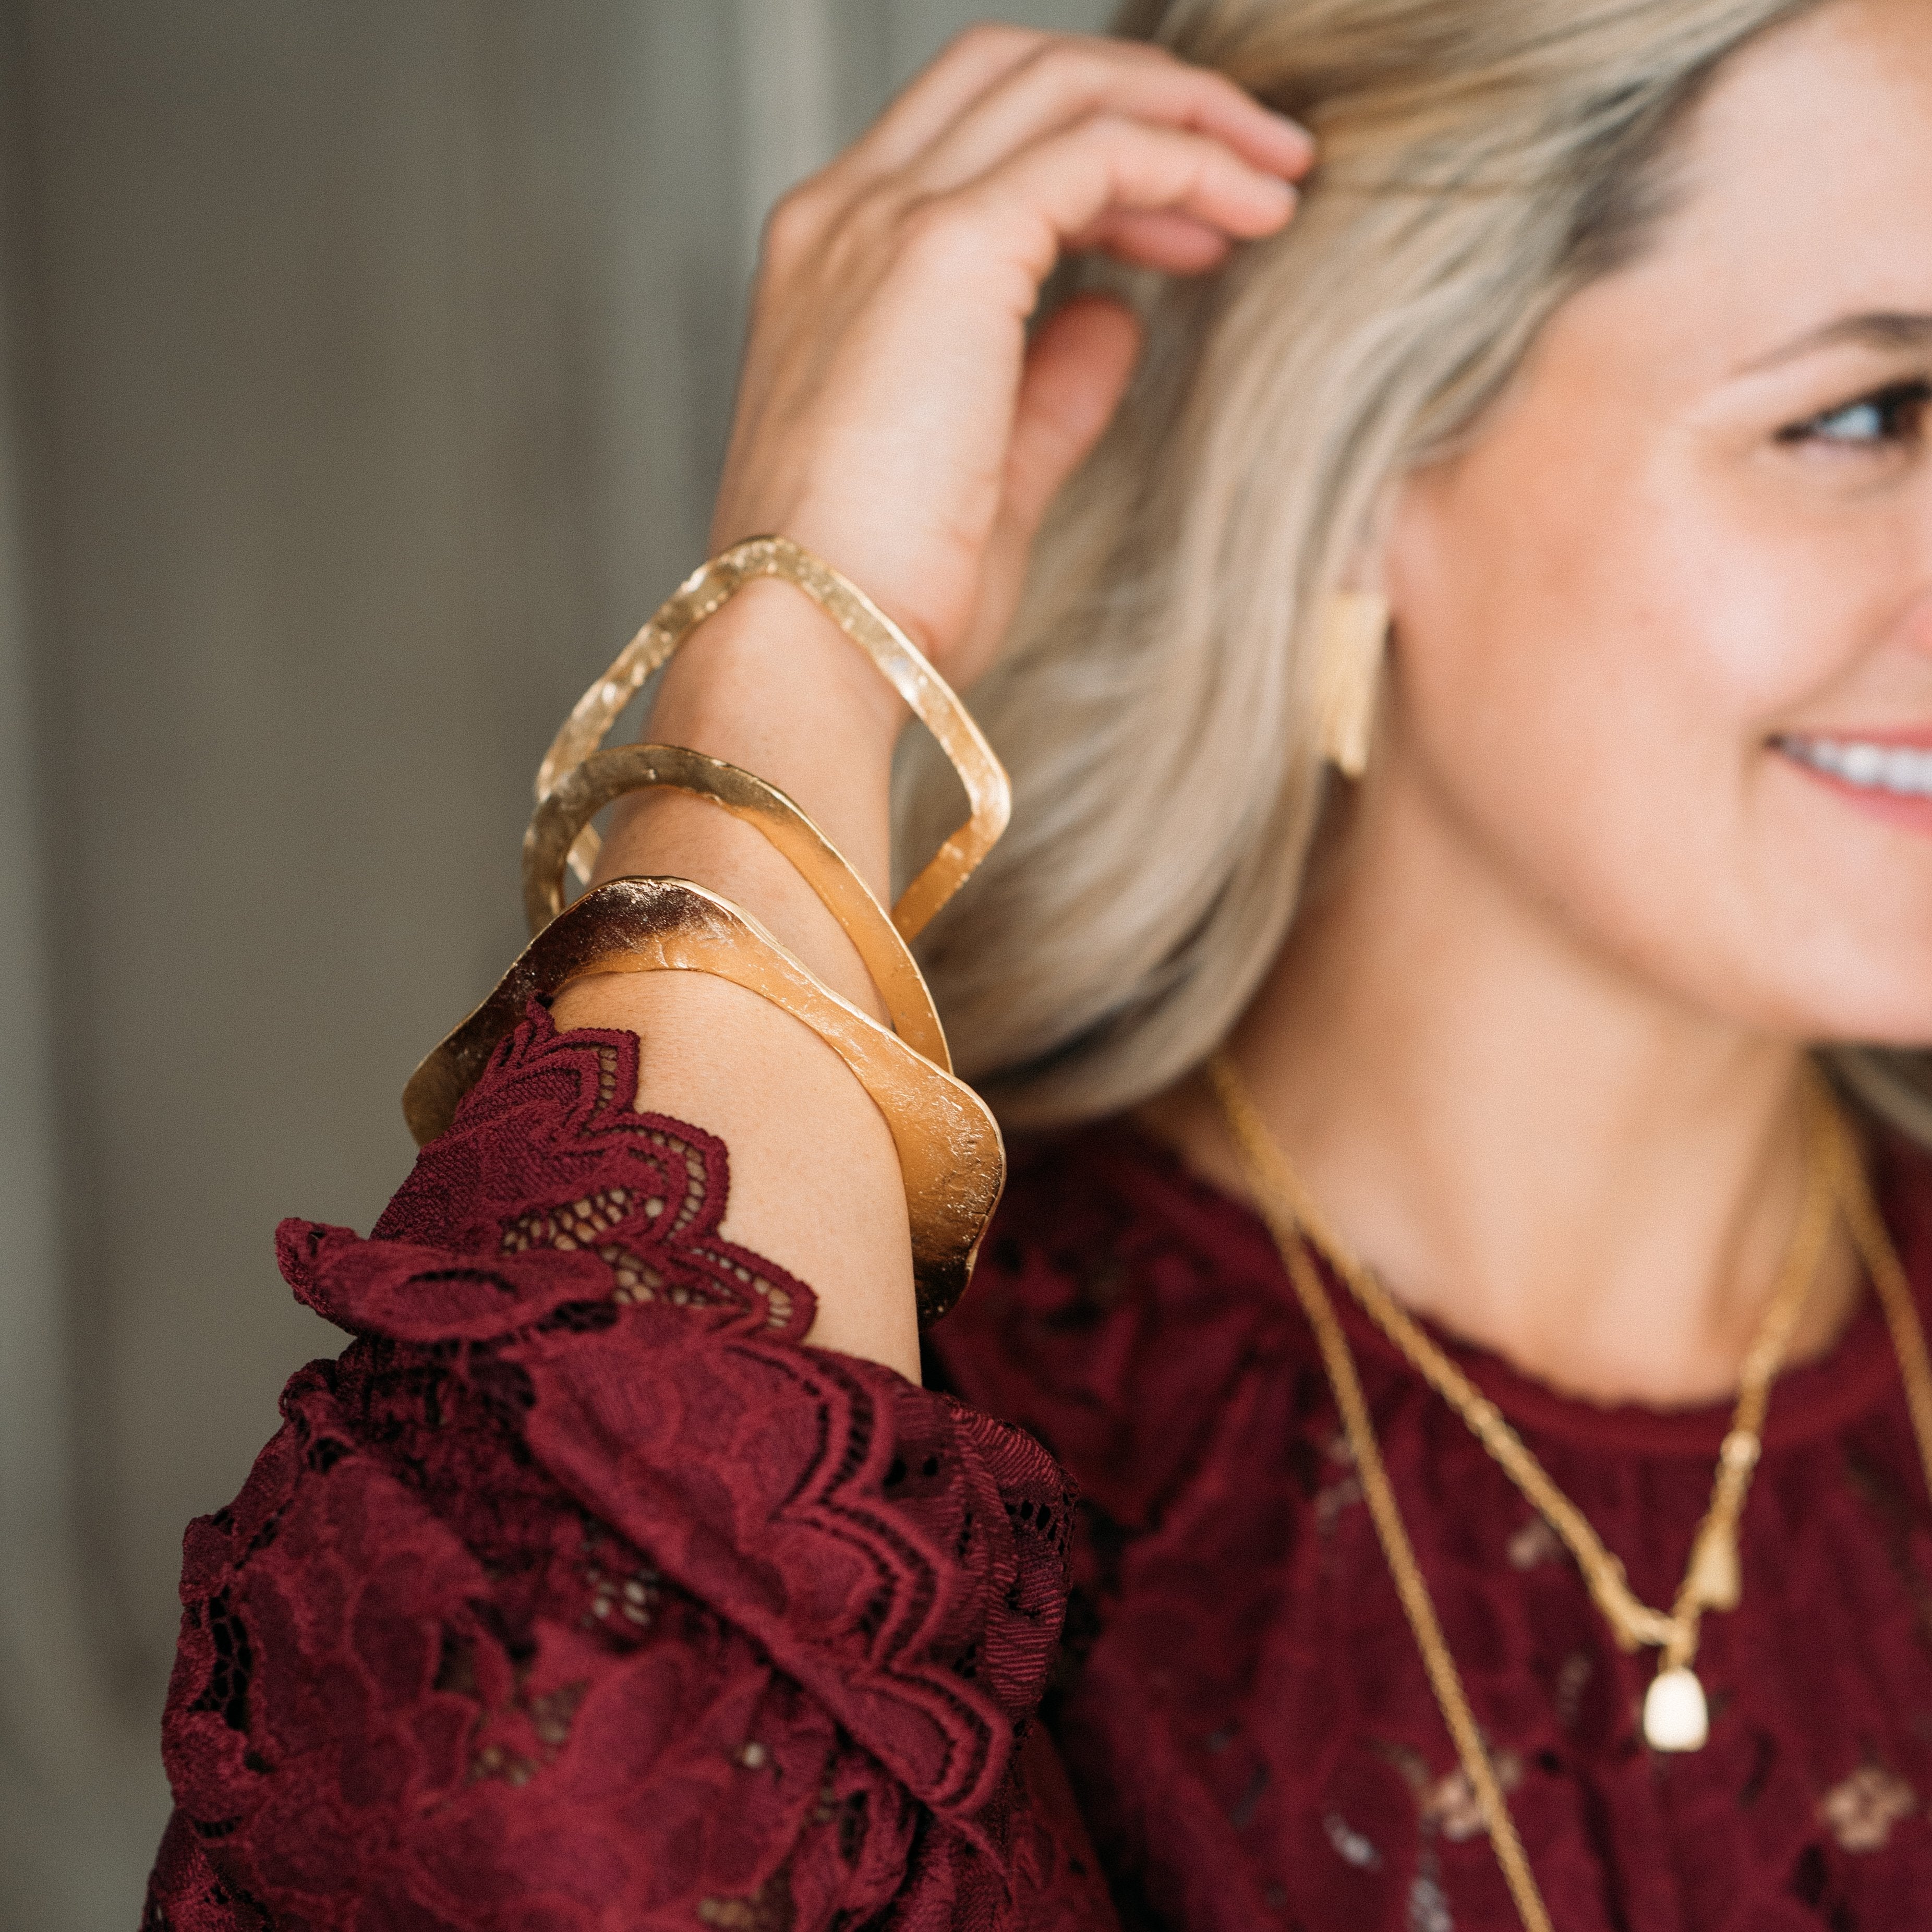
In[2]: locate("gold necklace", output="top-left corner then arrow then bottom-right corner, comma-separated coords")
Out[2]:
1209,1053 -> 1932,1932
1220,1059 -> 1838,1754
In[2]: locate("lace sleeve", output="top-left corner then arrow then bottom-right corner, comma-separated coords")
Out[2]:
143,1005 -> 1115,1931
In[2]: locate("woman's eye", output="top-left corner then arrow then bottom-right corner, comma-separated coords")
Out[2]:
1778,381 -> 1930,449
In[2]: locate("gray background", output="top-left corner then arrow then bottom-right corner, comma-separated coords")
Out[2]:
0,2 -> 1104,1924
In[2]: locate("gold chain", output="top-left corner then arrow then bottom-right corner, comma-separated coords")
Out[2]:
1208,1053 -> 1932,1932
1210,1054 -> 1556,1932
1226,1065 -> 1838,1677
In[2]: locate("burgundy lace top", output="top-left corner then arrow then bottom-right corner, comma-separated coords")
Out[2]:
144,1006 -> 1932,1931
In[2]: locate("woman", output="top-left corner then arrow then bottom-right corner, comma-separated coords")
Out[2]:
145,0 -> 1932,1926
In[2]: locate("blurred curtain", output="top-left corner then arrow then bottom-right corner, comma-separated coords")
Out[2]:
0,2 -> 1103,1926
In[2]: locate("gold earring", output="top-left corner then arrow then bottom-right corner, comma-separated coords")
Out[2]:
1313,590 -> 1388,779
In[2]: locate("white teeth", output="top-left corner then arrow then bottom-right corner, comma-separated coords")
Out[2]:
1782,735 -> 1932,797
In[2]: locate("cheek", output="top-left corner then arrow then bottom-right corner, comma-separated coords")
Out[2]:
1390,467 -> 1748,863
1382,462 -> 1924,1029
1394,444 -> 1854,755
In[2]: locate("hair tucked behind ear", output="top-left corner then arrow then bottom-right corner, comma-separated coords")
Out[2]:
898,0 -> 1844,1128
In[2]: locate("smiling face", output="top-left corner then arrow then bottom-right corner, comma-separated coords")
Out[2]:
1381,0 -> 1932,1045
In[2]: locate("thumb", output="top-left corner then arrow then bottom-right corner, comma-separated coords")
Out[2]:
1002,293 -> 1144,540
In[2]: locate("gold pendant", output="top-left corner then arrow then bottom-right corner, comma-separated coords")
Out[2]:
1642,1665 -> 1709,1752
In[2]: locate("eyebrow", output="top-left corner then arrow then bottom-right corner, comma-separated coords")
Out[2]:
1743,312 -> 1932,373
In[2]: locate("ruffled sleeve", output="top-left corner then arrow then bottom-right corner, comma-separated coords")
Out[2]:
143,1005 -> 1115,1931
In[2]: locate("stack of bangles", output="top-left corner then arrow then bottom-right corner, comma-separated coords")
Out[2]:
400,535 -> 1014,1326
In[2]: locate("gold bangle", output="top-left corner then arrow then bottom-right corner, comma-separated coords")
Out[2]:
400,876 -> 1004,1326
535,535 -> 1010,941
522,742 -> 949,1071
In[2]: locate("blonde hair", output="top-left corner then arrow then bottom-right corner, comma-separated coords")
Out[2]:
902,0 -> 1845,1128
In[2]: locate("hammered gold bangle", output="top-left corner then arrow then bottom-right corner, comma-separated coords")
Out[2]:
522,742 -> 949,1070
534,534 -> 1010,941
405,538 -> 1013,1325
401,876 -> 1003,1326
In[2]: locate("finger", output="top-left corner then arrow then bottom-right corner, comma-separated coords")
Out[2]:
929,116 -> 1300,292
904,37 -> 1312,199
825,22 -> 1045,184
1002,294 -> 1144,538
1066,208 -> 1238,275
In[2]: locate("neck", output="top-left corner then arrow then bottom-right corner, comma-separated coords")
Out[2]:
1155,757 -> 1861,1408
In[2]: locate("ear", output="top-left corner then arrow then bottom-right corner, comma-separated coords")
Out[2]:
1332,480 -> 1404,605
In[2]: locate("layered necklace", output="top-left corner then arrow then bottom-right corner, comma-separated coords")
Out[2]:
1208,1053 -> 1932,1932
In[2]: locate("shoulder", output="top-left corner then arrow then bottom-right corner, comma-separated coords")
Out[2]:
927,1121 -> 1317,1527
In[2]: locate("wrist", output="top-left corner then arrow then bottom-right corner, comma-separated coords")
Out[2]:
595,574 -> 905,915
650,577 -> 909,764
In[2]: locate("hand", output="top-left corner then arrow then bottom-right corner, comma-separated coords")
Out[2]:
711,25 -> 1313,693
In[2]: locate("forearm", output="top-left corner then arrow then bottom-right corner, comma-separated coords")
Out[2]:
548,579 -> 922,1378
544,30 -> 1306,1380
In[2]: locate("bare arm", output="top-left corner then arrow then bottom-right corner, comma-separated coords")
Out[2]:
551,26 -> 1311,1380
